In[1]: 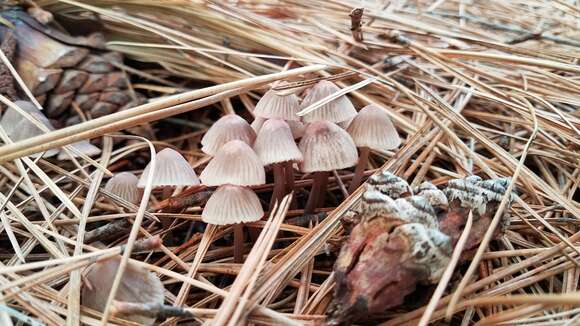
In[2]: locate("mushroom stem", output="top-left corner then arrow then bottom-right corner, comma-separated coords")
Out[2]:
160,186 -> 175,228
284,162 -> 295,194
348,146 -> 370,194
269,163 -> 286,210
285,162 -> 297,209
234,224 -> 244,263
305,171 -> 330,215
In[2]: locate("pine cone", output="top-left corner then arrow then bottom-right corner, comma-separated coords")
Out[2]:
0,10 -> 140,123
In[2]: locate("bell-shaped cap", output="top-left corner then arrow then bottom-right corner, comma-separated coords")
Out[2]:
298,121 -> 358,173
254,89 -> 300,121
347,104 -> 400,150
104,172 -> 141,204
202,185 -> 264,225
1,102 -> 59,157
81,256 -> 164,326
253,119 -> 303,165
138,148 -> 200,188
200,140 -> 265,186
252,116 -> 304,139
0,100 -> 38,135
201,114 -> 256,156
300,80 -> 357,123
287,120 -> 305,139
251,116 -> 265,133
57,140 -> 102,160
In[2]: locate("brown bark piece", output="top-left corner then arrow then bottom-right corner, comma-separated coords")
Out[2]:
0,29 -> 17,100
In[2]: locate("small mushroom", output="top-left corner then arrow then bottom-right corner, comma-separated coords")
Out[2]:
201,185 -> 264,225
200,140 -> 265,187
0,100 -> 59,157
82,256 -> 164,326
104,172 -> 141,205
199,140 -> 266,262
300,80 -> 358,123
253,116 -> 305,140
201,114 -> 256,156
346,104 -> 401,193
1,100 -> 102,159
138,148 -> 200,189
253,88 -> 301,121
253,119 -> 303,208
57,140 -> 101,161
299,121 -> 358,214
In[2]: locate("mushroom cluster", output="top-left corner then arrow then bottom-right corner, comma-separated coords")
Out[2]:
251,79 -> 401,215
130,79 -> 401,263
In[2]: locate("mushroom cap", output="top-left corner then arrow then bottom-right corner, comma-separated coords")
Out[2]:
200,140 -> 265,186
57,140 -> 102,160
138,148 -> 200,188
300,80 -> 357,123
251,116 -> 266,133
201,114 -> 256,156
253,89 -> 300,121
298,121 -> 358,173
252,117 -> 304,139
202,185 -> 264,225
347,104 -> 401,150
0,100 -> 38,134
253,119 -> 303,165
82,256 -> 164,326
104,172 -> 141,204
1,103 -> 59,158
287,120 -> 305,139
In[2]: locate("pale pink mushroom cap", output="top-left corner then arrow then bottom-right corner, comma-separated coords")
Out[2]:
1,102 -> 59,157
201,114 -> 256,156
0,100 -> 38,134
104,172 -> 141,204
298,121 -> 358,173
254,89 -> 300,121
300,80 -> 357,123
200,140 -> 265,186
253,119 -> 303,165
251,116 -> 266,133
201,185 -> 264,225
287,119 -> 305,139
252,116 -> 304,139
347,104 -> 401,150
57,140 -> 102,160
138,148 -> 200,188
82,256 -> 164,326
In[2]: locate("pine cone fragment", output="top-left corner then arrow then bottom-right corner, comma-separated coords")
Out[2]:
440,176 -> 512,253
330,173 -> 513,325
330,172 -> 451,325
